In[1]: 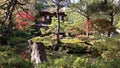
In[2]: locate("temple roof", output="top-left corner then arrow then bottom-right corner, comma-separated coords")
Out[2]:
39,7 -> 65,13
39,7 -> 66,16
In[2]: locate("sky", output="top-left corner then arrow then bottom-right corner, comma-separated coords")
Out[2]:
71,0 -> 79,3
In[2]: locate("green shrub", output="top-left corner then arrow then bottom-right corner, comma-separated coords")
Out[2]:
91,58 -> 110,68
94,36 -> 120,60
73,57 -> 91,68
61,38 -> 92,53
38,52 -> 120,68
90,58 -> 120,68
12,30 -> 31,37
64,43 -> 85,53
38,55 -> 76,68
32,35 -> 56,46
61,37 -> 81,43
109,58 -> 120,68
15,43 -> 28,49
0,56 -> 33,68
0,46 -> 33,68
7,37 -> 27,46
0,46 -> 15,52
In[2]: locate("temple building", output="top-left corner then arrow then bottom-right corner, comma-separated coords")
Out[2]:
35,7 -> 66,27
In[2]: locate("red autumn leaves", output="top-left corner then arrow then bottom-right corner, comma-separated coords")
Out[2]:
84,19 -> 113,33
15,11 -> 34,30
84,20 -> 92,32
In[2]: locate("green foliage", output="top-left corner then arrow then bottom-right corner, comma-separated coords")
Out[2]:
91,19 -> 115,33
0,46 -> 15,53
38,52 -> 120,68
109,58 -> 120,68
65,8 -> 86,35
12,30 -> 31,37
0,46 -> 33,68
6,37 -> 27,46
61,37 -> 81,43
49,17 -> 70,33
38,55 -> 90,68
73,57 -> 90,68
49,10 -> 86,35
86,1 -> 100,15
116,20 -> 120,29
94,36 -> 120,60
61,37 -> 92,53
65,23 -> 85,35
32,35 -> 56,46
32,36 -> 92,52
0,56 -> 33,68
70,0 -> 94,16
91,59 -> 110,68
40,28 -> 50,34
91,58 -> 120,68
86,0 -> 120,16
8,37 -> 26,43
35,4 -> 45,10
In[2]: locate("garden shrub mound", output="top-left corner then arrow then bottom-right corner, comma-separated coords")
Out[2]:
5,37 -> 29,54
32,36 -> 93,53
94,36 -> 120,61
38,54 -> 120,68
61,37 -> 93,53
0,46 -> 33,68
32,35 -> 56,47
7,37 -> 27,45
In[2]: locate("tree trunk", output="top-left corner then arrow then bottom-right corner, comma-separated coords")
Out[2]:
108,10 -> 114,37
54,5 -> 61,51
104,0 -> 107,4
86,17 -> 90,37
3,0 -> 17,37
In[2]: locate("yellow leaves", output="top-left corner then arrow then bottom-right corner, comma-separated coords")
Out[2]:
61,38 -> 81,43
29,0 -> 35,3
0,0 -> 7,3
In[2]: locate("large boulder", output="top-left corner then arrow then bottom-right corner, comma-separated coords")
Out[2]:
28,40 -> 47,64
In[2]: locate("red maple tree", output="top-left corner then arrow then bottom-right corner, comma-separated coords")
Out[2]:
15,11 -> 34,30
